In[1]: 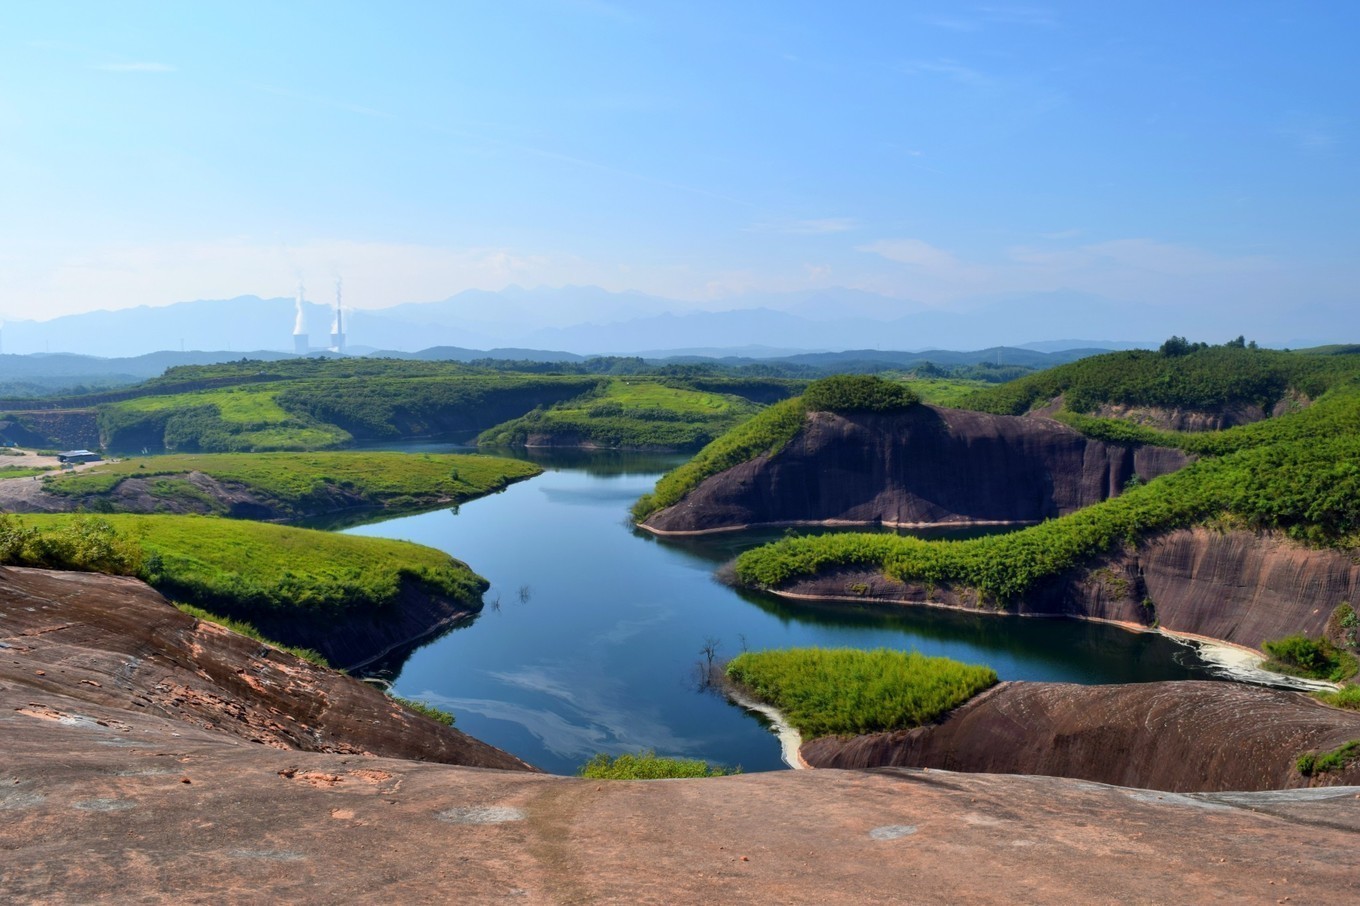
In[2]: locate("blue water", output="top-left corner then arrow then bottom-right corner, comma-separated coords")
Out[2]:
344,449 -> 1213,775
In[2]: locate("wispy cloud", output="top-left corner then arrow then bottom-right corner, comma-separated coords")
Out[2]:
93,62 -> 176,73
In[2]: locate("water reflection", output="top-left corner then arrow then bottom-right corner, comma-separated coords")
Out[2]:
345,448 -> 1217,775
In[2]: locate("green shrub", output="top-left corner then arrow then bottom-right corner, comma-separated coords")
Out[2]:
1263,635 -> 1359,682
801,374 -> 920,413
577,750 -> 738,779
390,695 -> 456,726
172,603 -> 330,668
1313,685 -> 1360,711
1296,740 -> 1360,776
725,647 -> 997,738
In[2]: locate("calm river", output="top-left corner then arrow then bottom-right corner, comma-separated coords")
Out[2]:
345,448 -> 1214,775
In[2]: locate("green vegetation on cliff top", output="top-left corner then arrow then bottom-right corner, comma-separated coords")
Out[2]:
0,512 -> 485,619
476,380 -> 762,449
726,647 -> 997,738
631,375 -> 919,520
42,451 -> 540,517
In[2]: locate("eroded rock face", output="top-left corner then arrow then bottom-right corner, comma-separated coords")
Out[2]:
801,681 -> 1360,792
0,566 -> 532,770
643,406 -> 1188,534
782,527 -> 1360,651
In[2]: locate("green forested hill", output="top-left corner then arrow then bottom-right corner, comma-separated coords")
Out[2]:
958,344 -> 1354,415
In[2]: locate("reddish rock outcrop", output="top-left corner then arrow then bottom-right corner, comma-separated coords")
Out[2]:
5,566 -> 1360,901
801,681 -> 1360,792
0,565 -> 532,770
642,405 -> 1188,534
780,527 -> 1360,651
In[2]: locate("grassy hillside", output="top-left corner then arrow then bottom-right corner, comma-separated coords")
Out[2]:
477,380 -> 762,449
0,512 -> 485,618
958,343 -> 1352,416
42,451 -> 540,517
100,386 -> 351,453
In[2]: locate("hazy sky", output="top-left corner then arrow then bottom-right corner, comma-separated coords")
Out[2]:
2,1 -> 1356,330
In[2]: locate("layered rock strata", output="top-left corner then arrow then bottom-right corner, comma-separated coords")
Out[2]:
801,680 -> 1360,792
643,406 -> 1187,534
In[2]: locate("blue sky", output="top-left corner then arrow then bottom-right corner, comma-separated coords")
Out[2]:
2,1 -> 1355,340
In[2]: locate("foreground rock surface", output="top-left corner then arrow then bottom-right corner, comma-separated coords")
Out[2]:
5,567 -> 1360,902
802,681 -> 1360,792
643,405 -> 1187,534
0,566 -> 532,770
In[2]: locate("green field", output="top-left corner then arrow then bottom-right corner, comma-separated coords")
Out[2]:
42,450 -> 540,517
0,512 -> 485,618
100,386 -> 351,452
726,648 -> 998,738
477,379 -> 763,449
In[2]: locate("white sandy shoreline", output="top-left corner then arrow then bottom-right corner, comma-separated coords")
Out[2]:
722,685 -> 807,770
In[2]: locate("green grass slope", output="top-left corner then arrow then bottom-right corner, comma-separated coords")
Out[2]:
0,512 -> 485,618
477,379 -> 762,450
42,451 -> 540,517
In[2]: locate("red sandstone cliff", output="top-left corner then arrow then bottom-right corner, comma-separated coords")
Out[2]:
800,680 -> 1360,792
642,405 -> 1188,534
779,526 -> 1360,651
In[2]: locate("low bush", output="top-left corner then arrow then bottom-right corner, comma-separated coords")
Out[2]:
173,602 -> 330,668
1296,740 -> 1360,777
801,374 -> 920,413
577,750 -> 738,779
1313,685 -> 1360,711
725,647 -> 997,738
390,695 -> 456,726
1262,635 -> 1359,682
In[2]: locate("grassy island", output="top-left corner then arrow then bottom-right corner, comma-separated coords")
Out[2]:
725,648 -> 997,738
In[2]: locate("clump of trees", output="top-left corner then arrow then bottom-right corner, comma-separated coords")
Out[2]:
801,375 -> 920,413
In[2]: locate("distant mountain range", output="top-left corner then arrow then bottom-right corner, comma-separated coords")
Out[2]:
1,286 -> 1166,359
